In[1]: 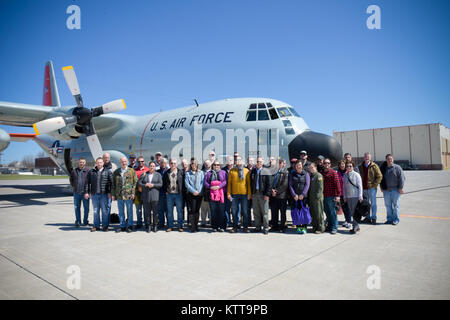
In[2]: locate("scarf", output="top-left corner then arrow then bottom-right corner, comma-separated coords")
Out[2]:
211,169 -> 221,182
237,165 -> 245,180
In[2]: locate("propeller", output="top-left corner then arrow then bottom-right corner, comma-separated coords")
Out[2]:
33,65 -> 126,161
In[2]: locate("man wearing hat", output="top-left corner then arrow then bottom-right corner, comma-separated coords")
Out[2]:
316,155 -> 325,173
299,151 -> 311,172
128,154 -> 137,169
154,152 -> 162,170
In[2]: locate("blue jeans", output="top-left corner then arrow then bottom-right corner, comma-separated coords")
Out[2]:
106,197 -> 112,215
74,193 -> 89,224
167,193 -> 183,228
231,194 -> 248,229
363,188 -> 378,220
384,190 -> 400,223
158,192 -> 167,227
135,203 -> 143,226
224,198 -> 232,226
118,199 -> 134,228
323,197 -> 338,232
91,194 -> 109,229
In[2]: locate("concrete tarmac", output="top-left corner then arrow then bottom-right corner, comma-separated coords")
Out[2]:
0,170 -> 449,300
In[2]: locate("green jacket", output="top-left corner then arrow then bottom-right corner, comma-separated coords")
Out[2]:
112,167 -> 137,200
358,161 -> 383,190
308,172 -> 324,200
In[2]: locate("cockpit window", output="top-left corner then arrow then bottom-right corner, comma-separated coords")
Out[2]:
258,109 -> 270,120
289,107 -> 300,117
246,110 -> 256,121
282,120 -> 292,127
268,108 -> 279,120
285,128 -> 295,135
258,103 -> 266,109
277,107 -> 292,118
246,102 -> 281,121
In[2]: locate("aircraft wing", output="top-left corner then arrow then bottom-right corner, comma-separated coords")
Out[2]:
91,113 -> 126,135
0,100 -> 130,137
0,101 -> 61,127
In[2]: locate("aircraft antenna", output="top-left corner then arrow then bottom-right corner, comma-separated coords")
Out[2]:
194,99 -> 199,107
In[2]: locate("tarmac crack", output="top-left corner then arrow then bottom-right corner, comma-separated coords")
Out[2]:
228,229 -> 373,300
0,252 -> 79,300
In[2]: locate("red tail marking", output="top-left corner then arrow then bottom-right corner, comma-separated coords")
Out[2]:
43,64 -> 52,106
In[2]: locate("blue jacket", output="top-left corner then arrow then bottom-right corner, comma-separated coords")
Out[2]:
184,170 -> 205,195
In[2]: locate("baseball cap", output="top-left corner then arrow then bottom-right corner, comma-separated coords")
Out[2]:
300,150 -> 307,155
129,154 -> 136,159
317,155 -> 325,160
155,151 -> 162,156
290,158 -> 297,163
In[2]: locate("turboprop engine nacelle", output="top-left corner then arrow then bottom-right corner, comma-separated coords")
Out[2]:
0,128 -> 10,152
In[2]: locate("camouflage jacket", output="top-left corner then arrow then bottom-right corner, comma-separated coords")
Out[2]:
112,167 -> 137,200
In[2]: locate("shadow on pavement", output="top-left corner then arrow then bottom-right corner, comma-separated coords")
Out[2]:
0,184 -> 71,207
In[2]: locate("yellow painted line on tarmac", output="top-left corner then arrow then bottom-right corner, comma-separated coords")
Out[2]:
400,214 -> 450,221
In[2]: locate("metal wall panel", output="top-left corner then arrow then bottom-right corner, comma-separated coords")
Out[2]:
357,130 -> 374,159
410,125 -> 431,165
374,128 -> 391,162
391,126 -> 411,163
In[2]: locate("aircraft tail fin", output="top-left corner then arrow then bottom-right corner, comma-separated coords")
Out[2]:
42,61 -> 61,107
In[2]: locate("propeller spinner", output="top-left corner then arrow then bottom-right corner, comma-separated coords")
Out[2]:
33,65 -> 126,161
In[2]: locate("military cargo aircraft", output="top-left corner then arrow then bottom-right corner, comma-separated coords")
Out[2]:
0,61 -> 342,173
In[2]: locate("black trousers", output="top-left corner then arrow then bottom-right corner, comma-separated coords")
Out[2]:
187,194 -> 203,231
143,200 -> 159,228
270,197 -> 288,229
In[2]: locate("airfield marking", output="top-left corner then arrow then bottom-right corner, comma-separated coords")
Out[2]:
399,214 -> 450,221
0,252 -> 78,300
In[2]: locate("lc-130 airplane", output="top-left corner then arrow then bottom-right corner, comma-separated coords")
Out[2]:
0,61 -> 342,174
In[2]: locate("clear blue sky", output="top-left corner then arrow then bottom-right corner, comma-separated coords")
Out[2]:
0,0 -> 449,164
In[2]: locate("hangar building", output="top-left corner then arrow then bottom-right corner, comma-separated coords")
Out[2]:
333,123 -> 450,170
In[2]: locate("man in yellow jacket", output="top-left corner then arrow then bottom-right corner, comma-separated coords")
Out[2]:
227,156 -> 251,233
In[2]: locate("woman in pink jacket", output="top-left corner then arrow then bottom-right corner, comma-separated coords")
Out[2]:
204,161 -> 228,232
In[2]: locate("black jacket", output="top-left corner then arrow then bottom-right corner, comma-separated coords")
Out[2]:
163,169 -> 184,194
70,167 -> 89,194
270,167 -> 290,199
84,167 -> 112,195
250,167 -> 272,197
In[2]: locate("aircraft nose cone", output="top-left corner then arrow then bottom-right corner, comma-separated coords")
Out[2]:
288,131 -> 343,165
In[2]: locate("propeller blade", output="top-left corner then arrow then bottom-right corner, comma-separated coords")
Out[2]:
99,99 -> 127,115
86,133 -> 104,161
62,66 -> 83,106
33,116 -> 77,135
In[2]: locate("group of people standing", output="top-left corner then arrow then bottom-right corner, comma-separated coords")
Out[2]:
69,149 -> 405,235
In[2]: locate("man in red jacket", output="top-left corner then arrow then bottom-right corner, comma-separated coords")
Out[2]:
322,158 -> 341,234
